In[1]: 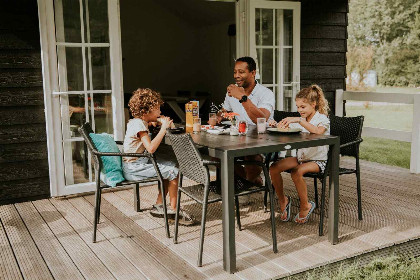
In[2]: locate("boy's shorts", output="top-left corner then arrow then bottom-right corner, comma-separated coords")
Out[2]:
123,157 -> 178,181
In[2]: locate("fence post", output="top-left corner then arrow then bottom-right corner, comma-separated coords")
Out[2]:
335,89 -> 344,116
410,94 -> 420,174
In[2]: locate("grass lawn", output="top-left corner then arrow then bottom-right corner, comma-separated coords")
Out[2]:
359,137 -> 411,169
306,256 -> 420,280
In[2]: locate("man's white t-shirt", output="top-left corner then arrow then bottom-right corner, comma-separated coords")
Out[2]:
222,83 -> 275,125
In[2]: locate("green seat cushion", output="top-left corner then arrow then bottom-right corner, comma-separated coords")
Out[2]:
89,133 -> 125,187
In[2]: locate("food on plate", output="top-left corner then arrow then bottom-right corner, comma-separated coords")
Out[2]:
277,126 -> 290,132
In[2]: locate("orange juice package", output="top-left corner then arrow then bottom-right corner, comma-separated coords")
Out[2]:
185,101 -> 199,129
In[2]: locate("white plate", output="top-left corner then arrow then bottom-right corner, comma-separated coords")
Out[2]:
267,127 -> 302,134
221,120 -> 232,125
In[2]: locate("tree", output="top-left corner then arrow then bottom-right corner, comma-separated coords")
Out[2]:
348,0 -> 420,87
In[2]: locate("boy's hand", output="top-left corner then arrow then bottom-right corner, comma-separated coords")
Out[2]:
159,116 -> 173,130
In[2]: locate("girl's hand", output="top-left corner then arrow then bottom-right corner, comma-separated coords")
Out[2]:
268,119 -> 277,127
278,117 -> 300,128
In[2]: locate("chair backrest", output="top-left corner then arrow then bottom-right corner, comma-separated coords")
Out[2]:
273,110 -> 300,122
78,122 -> 102,168
167,132 -> 209,185
330,115 -> 364,157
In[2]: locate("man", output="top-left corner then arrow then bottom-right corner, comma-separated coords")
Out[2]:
218,56 -> 275,184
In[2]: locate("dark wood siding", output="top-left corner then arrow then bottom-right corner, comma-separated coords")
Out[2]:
0,1 -> 50,205
300,0 -> 348,113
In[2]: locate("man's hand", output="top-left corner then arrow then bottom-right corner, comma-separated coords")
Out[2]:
227,84 -> 245,100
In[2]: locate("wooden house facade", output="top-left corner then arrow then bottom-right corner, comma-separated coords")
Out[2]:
0,0 -> 348,204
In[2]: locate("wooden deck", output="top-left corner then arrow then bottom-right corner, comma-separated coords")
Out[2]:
1,158 -> 420,279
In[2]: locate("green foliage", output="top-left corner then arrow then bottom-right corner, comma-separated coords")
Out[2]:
348,0 -> 420,87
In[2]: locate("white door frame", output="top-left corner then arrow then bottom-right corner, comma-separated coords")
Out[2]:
38,0 -> 124,197
236,0 -> 300,111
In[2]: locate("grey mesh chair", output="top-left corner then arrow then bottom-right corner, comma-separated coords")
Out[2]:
168,132 -> 277,267
79,123 -> 170,242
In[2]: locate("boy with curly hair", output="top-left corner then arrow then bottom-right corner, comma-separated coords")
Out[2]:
123,88 -> 194,225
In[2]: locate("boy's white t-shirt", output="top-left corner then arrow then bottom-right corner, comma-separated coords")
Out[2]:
123,118 -> 148,162
289,111 -> 330,161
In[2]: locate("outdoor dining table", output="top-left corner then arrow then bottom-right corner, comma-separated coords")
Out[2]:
173,125 -> 340,273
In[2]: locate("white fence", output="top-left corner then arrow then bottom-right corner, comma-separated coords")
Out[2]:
335,89 -> 420,174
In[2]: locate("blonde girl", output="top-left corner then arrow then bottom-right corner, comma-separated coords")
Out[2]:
269,85 -> 330,224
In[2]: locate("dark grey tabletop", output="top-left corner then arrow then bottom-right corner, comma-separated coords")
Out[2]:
190,125 -> 338,157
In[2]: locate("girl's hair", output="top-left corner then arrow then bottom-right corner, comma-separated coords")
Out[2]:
128,88 -> 163,118
296,84 -> 329,115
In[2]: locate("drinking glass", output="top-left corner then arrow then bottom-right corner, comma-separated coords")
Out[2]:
208,113 -> 217,127
238,120 -> 248,135
193,118 -> 201,134
257,118 -> 266,134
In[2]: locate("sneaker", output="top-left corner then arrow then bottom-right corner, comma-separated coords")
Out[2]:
175,209 -> 196,226
150,204 -> 176,219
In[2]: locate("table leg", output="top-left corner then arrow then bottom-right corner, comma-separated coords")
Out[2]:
328,138 -> 340,244
216,150 -> 236,273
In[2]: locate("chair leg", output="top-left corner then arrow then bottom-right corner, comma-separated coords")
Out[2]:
319,177 -> 327,236
314,178 -> 319,208
134,183 -> 141,212
198,187 -> 210,267
96,188 -> 102,224
174,188 -> 182,244
159,180 -> 170,238
266,183 -> 278,253
356,166 -> 363,220
263,190 -> 268,212
93,187 -> 101,243
235,196 -> 241,231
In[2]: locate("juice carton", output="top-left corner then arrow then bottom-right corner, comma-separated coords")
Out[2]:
185,101 -> 199,130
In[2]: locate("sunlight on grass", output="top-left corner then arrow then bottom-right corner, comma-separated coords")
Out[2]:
305,256 -> 420,280
346,104 -> 413,132
359,137 -> 411,169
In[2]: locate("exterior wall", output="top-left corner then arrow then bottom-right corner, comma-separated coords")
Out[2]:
300,0 -> 348,112
0,1 -> 50,205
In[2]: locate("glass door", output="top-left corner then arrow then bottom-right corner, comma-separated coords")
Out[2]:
38,0 -> 124,196
248,1 -> 300,111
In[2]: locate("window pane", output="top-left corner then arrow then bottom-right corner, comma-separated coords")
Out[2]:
68,94 -> 87,137
92,93 -> 113,134
258,49 -> 273,84
60,0 -> 82,43
90,47 -> 111,90
255,8 -> 274,46
284,10 -> 293,46
283,48 -> 292,83
58,46 -> 84,91
64,141 -> 95,185
283,86 -> 293,111
86,0 -> 109,43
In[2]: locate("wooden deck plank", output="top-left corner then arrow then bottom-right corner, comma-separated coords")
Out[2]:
14,202 -> 84,279
49,198 -> 149,280
70,196 -> 178,280
0,205 -> 52,280
31,199 -> 115,279
104,190 -> 242,280
0,216 -> 23,280
83,192 -> 206,280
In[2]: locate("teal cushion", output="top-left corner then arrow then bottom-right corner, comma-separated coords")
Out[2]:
89,133 -> 125,187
